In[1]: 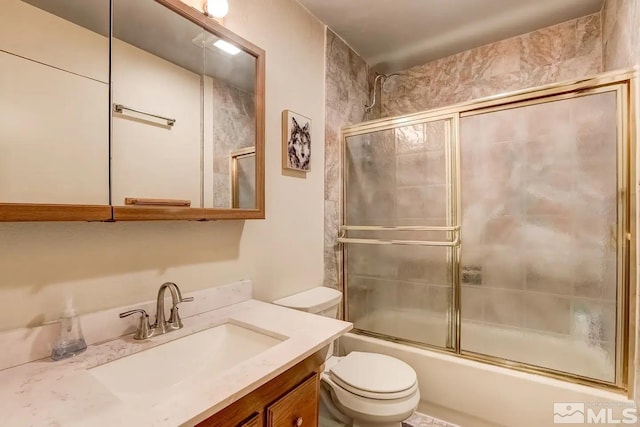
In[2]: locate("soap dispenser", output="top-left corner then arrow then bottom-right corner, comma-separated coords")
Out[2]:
51,298 -> 87,361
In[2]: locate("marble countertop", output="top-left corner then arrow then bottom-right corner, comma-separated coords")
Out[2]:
0,299 -> 352,426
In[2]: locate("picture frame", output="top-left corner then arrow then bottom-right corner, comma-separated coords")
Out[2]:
282,110 -> 312,172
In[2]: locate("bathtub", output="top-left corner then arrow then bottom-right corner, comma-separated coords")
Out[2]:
340,310 -> 634,427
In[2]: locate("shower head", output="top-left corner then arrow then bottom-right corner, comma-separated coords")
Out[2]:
363,73 -> 401,119
380,73 -> 400,82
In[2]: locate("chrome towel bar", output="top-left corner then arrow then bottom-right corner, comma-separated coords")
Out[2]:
337,226 -> 460,247
113,103 -> 176,127
340,225 -> 459,231
337,236 -> 459,247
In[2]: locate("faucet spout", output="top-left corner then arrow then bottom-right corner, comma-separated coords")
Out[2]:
155,282 -> 178,333
154,282 -> 193,334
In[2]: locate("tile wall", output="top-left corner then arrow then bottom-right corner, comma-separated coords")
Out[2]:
324,29 -> 370,288
380,13 -> 603,117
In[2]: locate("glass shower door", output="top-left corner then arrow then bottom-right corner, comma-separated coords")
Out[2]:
343,117 -> 459,349
459,90 -> 620,383
340,75 -> 633,389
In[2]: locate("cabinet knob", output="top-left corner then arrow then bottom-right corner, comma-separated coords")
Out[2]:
295,417 -> 303,426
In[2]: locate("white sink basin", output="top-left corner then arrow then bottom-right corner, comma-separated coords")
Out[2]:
89,321 -> 285,398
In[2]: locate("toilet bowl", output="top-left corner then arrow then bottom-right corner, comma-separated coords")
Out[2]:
273,287 -> 420,427
321,352 -> 420,427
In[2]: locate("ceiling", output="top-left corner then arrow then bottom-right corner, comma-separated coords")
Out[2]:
297,0 -> 605,73
23,0 -> 255,92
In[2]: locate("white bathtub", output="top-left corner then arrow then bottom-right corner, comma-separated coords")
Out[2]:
354,309 -> 614,381
340,310 -> 634,427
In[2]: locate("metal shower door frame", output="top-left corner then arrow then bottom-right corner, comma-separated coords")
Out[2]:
338,68 -> 637,395
339,112 -> 461,351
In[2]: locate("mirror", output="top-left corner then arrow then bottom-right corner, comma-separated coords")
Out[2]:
202,31 -> 257,210
0,0 -> 264,221
231,148 -> 256,209
0,0 -> 110,205
111,0 -> 205,209
111,0 -> 262,216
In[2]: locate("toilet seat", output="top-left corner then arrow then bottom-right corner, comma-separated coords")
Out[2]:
330,375 -> 419,400
328,352 -> 418,400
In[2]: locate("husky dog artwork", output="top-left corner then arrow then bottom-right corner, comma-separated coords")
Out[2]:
283,111 -> 312,171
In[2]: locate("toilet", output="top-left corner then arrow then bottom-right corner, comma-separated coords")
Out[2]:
273,287 -> 420,427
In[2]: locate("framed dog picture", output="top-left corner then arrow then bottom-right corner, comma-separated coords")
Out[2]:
282,110 -> 311,172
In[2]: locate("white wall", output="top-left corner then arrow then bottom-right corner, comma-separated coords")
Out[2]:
218,0 -> 327,300
0,0 -> 326,330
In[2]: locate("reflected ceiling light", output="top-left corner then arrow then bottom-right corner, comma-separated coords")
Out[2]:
214,39 -> 240,55
204,0 -> 229,18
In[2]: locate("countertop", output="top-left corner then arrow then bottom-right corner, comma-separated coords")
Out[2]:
0,299 -> 352,426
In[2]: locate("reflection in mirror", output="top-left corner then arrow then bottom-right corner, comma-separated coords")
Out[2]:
111,0 -> 205,208
0,0 -> 109,204
231,148 -> 256,209
202,31 -> 257,209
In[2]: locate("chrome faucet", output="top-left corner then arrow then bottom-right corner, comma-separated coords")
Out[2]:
155,282 -> 193,334
119,282 -> 194,340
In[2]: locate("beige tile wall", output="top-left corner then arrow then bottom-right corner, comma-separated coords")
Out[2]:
324,29 -> 370,288
380,13 -> 603,117
602,0 -> 640,70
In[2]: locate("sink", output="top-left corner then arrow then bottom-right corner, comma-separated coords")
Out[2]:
89,321 -> 285,398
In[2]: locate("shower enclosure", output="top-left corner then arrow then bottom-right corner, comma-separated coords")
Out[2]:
339,69 -> 636,390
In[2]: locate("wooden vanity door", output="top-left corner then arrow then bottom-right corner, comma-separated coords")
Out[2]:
239,412 -> 264,427
266,374 -> 318,427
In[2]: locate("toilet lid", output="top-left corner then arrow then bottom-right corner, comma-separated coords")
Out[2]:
329,352 -> 417,396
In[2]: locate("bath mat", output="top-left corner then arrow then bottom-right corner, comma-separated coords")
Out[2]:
403,411 -> 459,427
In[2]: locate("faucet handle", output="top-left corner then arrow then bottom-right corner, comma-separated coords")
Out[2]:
170,282 -> 193,305
119,309 -> 148,319
119,309 -> 153,340
168,295 -> 193,329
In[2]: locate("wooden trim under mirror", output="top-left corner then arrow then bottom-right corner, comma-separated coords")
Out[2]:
112,206 -> 207,221
203,209 -> 265,220
0,204 -> 112,222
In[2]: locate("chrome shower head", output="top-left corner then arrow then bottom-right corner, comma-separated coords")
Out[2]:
363,73 -> 401,119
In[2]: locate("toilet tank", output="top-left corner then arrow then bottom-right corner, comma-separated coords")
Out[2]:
272,287 -> 342,319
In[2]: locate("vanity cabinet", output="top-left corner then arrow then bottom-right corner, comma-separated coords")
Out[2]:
196,355 -> 322,427
239,413 -> 263,427
266,375 -> 318,427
